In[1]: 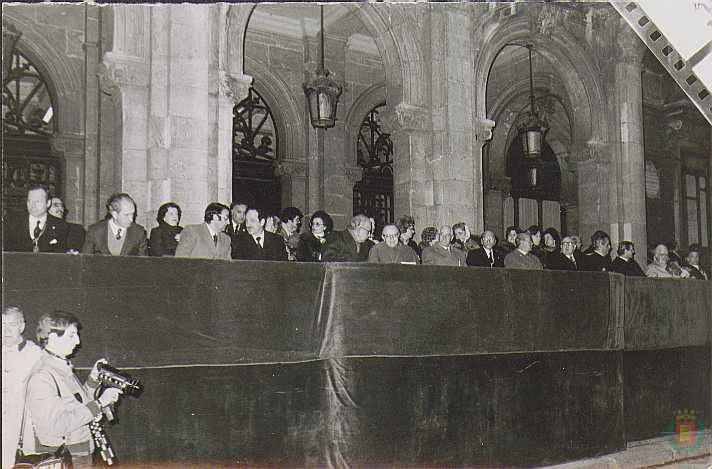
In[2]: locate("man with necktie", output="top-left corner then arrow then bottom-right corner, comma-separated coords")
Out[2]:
546,236 -> 580,271
2,184 -> 68,253
175,202 -> 232,260
232,207 -> 288,261
466,230 -> 504,268
82,193 -> 147,256
609,241 -> 645,276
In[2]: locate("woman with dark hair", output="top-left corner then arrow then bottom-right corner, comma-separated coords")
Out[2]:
26,311 -> 122,467
418,226 -> 439,255
296,210 -> 334,262
527,225 -> 546,265
149,202 -> 183,256
397,215 -> 421,260
542,227 -> 561,266
499,226 -> 519,255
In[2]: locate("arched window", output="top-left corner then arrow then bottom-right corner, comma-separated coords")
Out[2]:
2,46 -> 60,213
353,103 -> 394,230
232,87 -> 281,215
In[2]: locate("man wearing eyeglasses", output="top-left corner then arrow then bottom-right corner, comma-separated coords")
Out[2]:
546,236 -> 579,271
322,214 -> 373,262
368,224 -> 418,264
175,203 -> 232,260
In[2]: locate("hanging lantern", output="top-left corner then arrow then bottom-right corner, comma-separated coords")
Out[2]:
517,44 -> 548,162
2,22 -> 22,82
303,5 -> 342,129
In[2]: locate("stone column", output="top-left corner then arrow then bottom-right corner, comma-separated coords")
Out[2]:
611,24 -> 648,253
50,134 -> 86,224
571,141 -> 611,245
278,160 -> 308,214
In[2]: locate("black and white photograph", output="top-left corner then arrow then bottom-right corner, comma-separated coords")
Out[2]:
2,0 -> 711,467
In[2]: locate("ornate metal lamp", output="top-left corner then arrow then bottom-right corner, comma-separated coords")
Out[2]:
518,44 -> 548,160
303,5 -> 342,129
2,22 -> 22,82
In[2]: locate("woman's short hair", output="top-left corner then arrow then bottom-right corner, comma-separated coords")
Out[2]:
421,226 -> 439,245
452,222 -> 467,234
505,226 -> 520,238
156,202 -> 182,224
204,203 -> 229,223
310,210 -> 334,233
542,227 -> 561,246
36,311 -> 81,347
527,225 -> 541,236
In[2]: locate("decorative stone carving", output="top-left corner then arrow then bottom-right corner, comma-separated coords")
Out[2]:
381,103 -> 430,132
570,140 -> 609,163
277,160 -> 307,179
473,117 -> 496,142
219,71 -> 253,104
96,62 -> 122,105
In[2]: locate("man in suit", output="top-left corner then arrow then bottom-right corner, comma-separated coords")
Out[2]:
368,224 -> 418,264
581,230 -> 612,272
226,199 -> 250,259
322,214 -> 373,262
610,241 -> 645,276
547,236 -> 579,271
175,203 -> 232,260
466,230 -> 503,267
2,184 -> 68,253
48,197 -> 85,253
82,192 -> 147,256
504,232 -> 543,270
279,206 -> 303,261
683,245 -> 708,280
232,207 -> 288,261
422,225 -> 467,266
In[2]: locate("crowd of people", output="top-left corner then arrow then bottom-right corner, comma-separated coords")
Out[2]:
2,184 -> 709,281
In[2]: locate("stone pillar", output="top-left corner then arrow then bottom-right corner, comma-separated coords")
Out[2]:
50,134 -> 86,224
278,160 -> 308,214
572,141 -> 611,245
610,24 -> 648,253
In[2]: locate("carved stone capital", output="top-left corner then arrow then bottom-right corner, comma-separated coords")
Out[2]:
96,62 -> 122,105
277,160 -> 307,179
569,140 -> 609,164
473,117 -> 496,142
219,71 -> 253,104
50,133 -> 84,156
381,104 -> 430,132
616,20 -> 646,65
101,52 -> 149,87
345,166 -> 363,185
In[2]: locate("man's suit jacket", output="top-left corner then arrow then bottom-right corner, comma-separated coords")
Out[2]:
225,222 -> 246,259
175,223 -> 231,260
66,222 -> 86,252
232,230 -> 287,261
610,256 -> 645,277
322,230 -> 371,262
466,248 -> 504,267
82,220 -> 147,256
546,252 -> 579,271
422,244 -> 467,266
2,212 -> 68,253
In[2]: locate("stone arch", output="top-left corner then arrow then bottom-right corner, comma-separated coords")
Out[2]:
474,13 -> 608,150
344,82 -> 387,168
244,57 -> 306,161
2,13 -> 82,136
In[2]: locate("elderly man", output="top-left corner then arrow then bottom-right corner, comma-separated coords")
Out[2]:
82,193 -> 147,256
322,214 -> 373,262
233,207 -> 288,261
422,225 -> 467,266
368,224 -> 418,264
467,230 -> 503,267
646,244 -> 689,278
48,197 -> 86,253
2,184 -> 68,253
610,241 -> 645,277
582,230 -> 612,272
504,232 -> 543,270
683,245 -> 708,280
175,203 -> 232,260
546,236 -> 579,271
2,306 -> 42,468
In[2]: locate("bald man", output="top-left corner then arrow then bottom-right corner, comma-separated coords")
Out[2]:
368,224 -> 418,264
466,230 -> 504,267
322,214 -> 373,262
422,225 -> 467,266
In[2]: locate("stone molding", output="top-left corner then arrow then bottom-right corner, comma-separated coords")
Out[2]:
616,20 -> 647,65
100,53 -> 150,88
570,140 -> 610,164
96,62 -> 122,106
50,133 -> 84,156
218,71 -> 253,104
345,166 -> 363,185
382,103 -> 430,132
277,160 -> 307,179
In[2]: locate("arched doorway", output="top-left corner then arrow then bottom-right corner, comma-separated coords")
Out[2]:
2,46 -> 60,215
353,103 -> 393,231
232,87 -> 281,215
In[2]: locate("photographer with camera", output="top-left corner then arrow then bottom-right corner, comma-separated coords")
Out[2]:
24,312 -> 122,468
